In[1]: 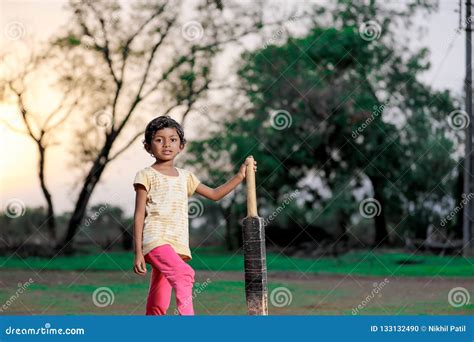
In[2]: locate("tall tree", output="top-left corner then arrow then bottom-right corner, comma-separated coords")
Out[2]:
186,0 -> 461,249
0,47 -> 87,242
53,0 -> 275,252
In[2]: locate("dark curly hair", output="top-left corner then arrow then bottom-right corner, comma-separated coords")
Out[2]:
143,116 -> 186,151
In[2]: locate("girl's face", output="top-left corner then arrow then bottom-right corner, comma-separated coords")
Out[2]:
148,127 -> 184,161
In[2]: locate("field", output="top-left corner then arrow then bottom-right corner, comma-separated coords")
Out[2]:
0,248 -> 472,315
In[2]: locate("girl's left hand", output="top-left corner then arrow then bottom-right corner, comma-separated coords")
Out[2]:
238,156 -> 257,180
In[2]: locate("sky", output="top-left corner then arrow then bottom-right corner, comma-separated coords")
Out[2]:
0,0 -> 468,217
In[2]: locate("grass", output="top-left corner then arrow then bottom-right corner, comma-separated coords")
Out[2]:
0,246 -> 472,277
1,276 -> 471,315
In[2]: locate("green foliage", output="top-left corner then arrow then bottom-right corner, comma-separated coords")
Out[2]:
67,36 -> 81,46
186,0 -> 461,243
1,249 -> 472,277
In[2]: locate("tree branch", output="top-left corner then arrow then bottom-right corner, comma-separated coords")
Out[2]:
0,118 -> 29,136
9,82 -> 39,141
108,130 -> 144,161
86,2 -> 119,85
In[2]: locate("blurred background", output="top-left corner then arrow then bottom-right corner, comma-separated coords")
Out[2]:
0,0 -> 472,315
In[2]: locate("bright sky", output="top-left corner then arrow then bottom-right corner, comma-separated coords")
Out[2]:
0,0 -> 467,216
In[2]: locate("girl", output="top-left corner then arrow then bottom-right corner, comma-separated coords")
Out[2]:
132,115 -> 257,315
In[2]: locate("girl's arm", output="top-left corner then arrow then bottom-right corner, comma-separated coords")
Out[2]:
133,185 -> 148,276
195,156 -> 257,201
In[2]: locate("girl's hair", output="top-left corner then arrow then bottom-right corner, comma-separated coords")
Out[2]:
143,115 -> 186,150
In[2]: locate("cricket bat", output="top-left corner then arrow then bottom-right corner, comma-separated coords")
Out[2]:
241,156 -> 268,315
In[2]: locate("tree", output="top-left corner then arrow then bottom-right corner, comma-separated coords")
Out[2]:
52,0 -> 273,252
0,47 -> 87,242
186,0 -> 461,249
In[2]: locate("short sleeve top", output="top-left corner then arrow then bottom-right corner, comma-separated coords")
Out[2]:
133,166 -> 200,261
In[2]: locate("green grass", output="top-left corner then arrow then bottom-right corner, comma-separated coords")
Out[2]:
0,247 -> 472,277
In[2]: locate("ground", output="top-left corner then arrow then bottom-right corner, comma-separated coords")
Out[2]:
1,248 -> 472,315
0,269 -> 472,315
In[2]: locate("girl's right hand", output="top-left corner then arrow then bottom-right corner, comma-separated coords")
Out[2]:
134,254 -> 147,276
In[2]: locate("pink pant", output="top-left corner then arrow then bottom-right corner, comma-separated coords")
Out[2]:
144,244 -> 195,315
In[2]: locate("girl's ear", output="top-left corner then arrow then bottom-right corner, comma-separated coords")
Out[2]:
144,143 -> 151,153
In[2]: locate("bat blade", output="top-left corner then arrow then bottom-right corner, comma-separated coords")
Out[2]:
242,156 -> 268,315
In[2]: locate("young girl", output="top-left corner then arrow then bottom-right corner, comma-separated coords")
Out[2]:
132,115 -> 257,316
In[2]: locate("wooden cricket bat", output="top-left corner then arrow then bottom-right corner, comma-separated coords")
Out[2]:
242,156 -> 268,315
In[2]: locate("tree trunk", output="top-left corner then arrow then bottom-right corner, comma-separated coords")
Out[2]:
222,205 -> 237,251
454,159 -> 465,237
37,143 -> 56,242
369,175 -> 390,246
120,223 -> 133,251
220,195 -> 240,251
57,138 -> 113,253
337,209 -> 350,245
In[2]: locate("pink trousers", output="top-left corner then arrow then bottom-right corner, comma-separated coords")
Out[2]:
144,244 -> 195,315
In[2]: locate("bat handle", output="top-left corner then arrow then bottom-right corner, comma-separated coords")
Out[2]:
246,156 -> 258,217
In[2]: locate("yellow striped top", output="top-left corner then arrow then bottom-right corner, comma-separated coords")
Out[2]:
133,166 -> 201,261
